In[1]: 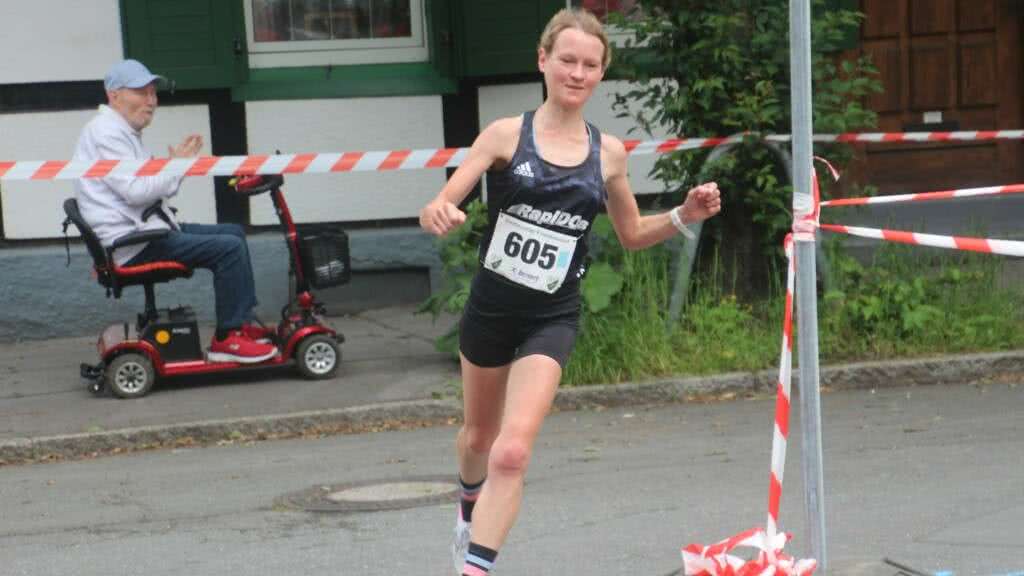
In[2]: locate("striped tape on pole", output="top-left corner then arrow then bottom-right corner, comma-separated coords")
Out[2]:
5,129 -> 1024,181
681,236 -> 816,576
822,183 -> 1024,207
819,224 -> 1024,258
768,235 -> 796,540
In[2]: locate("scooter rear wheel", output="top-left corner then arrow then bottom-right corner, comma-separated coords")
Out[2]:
296,334 -> 340,379
105,353 -> 156,399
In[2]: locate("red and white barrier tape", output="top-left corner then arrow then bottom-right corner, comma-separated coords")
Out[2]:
0,149 -> 472,181
683,156 -> 1017,575
4,129 -> 1024,181
682,527 -> 816,576
822,183 -> 1024,207
682,236 -> 816,576
819,224 -> 1024,258
800,130 -> 1024,144
768,235 -> 796,539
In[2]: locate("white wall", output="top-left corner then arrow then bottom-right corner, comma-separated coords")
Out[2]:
477,83 -> 544,201
0,1 -> 123,84
584,80 -> 673,196
477,83 -> 544,129
245,97 -> 446,224
0,105 -> 215,239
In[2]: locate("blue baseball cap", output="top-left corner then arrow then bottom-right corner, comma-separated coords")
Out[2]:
103,59 -> 169,91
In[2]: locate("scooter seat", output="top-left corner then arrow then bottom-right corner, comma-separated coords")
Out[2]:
109,260 -> 193,287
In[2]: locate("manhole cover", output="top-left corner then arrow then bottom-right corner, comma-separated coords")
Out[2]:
277,474 -> 458,513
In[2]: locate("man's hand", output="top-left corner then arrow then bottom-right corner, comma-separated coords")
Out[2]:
679,181 -> 722,223
419,199 -> 466,237
169,134 -> 203,158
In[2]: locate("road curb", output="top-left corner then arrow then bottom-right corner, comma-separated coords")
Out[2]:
3,350 -> 1022,465
553,350 -> 1024,410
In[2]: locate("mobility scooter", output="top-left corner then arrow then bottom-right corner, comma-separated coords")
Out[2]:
63,174 -> 348,398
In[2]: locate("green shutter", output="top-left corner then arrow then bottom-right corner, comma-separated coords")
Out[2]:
121,0 -> 247,90
460,0 -> 564,76
427,0 -> 458,77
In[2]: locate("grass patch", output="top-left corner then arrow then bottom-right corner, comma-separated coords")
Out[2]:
421,204 -> 1024,386
563,242 -> 1024,387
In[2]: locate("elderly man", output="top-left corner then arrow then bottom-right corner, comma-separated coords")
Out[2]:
73,59 -> 276,363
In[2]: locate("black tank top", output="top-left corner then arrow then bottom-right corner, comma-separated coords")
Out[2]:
473,110 -> 607,311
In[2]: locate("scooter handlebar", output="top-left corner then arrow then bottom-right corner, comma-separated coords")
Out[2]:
230,174 -> 284,196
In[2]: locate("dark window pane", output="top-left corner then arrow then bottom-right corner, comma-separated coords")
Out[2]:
252,0 -> 290,42
292,0 -> 332,41
332,0 -> 370,39
371,0 -> 412,38
253,0 -> 412,42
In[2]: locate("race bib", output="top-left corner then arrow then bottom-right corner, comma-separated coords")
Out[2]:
483,212 -> 578,294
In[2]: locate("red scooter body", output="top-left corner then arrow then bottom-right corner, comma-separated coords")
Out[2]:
80,175 -> 348,398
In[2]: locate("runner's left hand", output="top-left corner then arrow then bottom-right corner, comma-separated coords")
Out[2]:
679,181 -> 721,223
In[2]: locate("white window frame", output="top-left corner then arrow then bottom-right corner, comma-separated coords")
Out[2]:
244,0 -> 428,68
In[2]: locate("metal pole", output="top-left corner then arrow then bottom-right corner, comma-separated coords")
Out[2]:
789,0 -> 828,571
668,137 -> 820,327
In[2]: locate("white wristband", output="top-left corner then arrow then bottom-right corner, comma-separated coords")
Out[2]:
669,206 -> 696,239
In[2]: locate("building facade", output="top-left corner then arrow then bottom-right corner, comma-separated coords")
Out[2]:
0,0 -> 665,339
0,0 -> 1019,338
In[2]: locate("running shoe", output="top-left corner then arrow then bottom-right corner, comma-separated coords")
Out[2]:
453,508 -> 472,575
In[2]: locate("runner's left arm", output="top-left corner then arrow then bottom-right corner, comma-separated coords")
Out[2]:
603,134 -> 721,250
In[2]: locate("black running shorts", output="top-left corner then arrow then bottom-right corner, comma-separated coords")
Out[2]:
458,272 -> 581,369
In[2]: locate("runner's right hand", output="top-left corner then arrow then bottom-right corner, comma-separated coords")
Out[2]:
420,200 -> 466,237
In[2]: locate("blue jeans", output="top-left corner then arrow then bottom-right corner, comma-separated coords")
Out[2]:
127,223 -> 258,331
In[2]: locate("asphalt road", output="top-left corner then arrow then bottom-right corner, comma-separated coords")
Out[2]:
2,381 -> 1022,576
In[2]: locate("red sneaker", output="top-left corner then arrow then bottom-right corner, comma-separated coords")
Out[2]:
208,331 -> 278,364
240,323 -> 275,343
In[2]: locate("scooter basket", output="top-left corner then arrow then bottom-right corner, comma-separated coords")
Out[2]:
298,225 -> 351,288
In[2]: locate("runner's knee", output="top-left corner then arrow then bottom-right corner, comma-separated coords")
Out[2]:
489,437 -> 531,476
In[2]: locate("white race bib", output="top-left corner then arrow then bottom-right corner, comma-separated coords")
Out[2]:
483,212 -> 578,294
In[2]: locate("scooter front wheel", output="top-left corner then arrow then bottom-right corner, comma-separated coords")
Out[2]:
296,334 -> 341,379
105,353 -> 156,399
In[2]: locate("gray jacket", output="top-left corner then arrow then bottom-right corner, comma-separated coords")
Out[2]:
72,105 -> 183,265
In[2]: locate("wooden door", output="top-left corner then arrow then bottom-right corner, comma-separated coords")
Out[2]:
855,0 -> 1023,193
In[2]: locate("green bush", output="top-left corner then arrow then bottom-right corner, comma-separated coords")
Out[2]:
820,243 -> 1024,359
609,0 -> 882,293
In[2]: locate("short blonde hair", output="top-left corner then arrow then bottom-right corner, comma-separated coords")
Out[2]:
538,8 -> 612,70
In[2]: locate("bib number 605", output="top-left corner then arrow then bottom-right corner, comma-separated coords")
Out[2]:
504,232 -> 558,270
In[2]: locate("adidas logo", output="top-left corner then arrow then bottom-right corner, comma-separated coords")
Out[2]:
513,161 -> 534,178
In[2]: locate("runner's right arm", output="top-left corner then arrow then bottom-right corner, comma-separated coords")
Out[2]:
419,117 -> 519,237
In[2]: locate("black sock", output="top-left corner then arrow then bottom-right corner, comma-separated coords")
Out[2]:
458,475 -> 485,522
463,542 -> 498,575
214,328 -> 237,341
